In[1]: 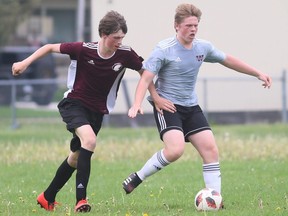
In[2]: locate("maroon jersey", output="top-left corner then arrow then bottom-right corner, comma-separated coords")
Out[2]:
60,42 -> 143,114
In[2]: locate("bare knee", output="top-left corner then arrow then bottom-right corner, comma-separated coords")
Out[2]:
163,130 -> 186,162
75,125 -> 97,151
164,143 -> 185,162
81,136 -> 97,151
189,130 -> 219,163
201,144 -> 219,163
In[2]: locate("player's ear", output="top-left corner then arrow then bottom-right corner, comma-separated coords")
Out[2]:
174,22 -> 179,32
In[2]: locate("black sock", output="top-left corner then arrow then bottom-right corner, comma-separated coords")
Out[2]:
76,147 -> 93,203
44,157 -> 76,202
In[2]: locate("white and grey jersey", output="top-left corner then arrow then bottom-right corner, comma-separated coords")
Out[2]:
144,37 -> 226,106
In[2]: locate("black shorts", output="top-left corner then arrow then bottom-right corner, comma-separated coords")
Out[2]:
152,103 -> 211,142
58,98 -> 104,151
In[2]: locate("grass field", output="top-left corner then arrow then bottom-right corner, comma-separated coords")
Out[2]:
0,108 -> 288,215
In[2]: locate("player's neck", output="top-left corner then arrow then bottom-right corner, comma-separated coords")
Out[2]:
176,35 -> 193,49
98,40 -> 115,58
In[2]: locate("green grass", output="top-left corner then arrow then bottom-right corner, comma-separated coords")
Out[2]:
0,112 -> 288,215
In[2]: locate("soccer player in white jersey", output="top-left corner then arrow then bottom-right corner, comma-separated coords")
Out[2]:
123,3 -> 272,203
12,11 -> 143,213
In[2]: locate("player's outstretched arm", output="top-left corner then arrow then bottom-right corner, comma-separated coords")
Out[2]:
221,54 -> 272,88
12,44 -> 61,76
128,70 -> 155,118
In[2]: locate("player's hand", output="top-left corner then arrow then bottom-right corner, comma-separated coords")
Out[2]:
258,73 -> 272,89
12,61 -> 28,76
128,105 -> 143,118
153,97 -> 176,115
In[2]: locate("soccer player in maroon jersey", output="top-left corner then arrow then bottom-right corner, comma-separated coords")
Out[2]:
12,10 -> 143,213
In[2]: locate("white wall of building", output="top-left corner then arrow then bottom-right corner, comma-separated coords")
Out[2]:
91,0 -> 288,113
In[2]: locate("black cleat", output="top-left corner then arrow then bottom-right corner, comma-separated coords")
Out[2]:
122,173 -> 142,194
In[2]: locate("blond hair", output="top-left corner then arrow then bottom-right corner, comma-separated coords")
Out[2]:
174,3 -> 202,24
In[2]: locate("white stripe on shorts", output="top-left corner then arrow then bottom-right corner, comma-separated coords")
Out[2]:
157,112 -> 166,131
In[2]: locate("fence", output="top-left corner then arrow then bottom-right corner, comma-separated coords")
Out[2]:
199,70 -> 287,123
0,70 -> 287,129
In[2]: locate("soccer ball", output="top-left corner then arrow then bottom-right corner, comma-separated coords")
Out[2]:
194,188 -> 223,211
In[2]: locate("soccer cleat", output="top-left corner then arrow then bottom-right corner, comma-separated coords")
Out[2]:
37,192 -> 58,211
74,199 -> 91,213
122,173 -> 142,194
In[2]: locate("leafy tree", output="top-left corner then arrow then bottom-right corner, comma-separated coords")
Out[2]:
0,0 -> 40,46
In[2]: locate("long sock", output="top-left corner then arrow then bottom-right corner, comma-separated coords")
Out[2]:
44,157 -> 76,202
203,162 -> 221,193
137,149 -> 170,180
76,147 -> 93,203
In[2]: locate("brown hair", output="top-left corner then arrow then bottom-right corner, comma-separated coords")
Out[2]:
174,3 -> 202,24
98,10 -> 127,37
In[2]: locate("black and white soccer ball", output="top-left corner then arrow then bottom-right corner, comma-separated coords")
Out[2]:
194,188 -> 223,211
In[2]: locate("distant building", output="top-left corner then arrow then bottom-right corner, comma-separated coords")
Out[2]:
12,0 -> 91,46
9,0 -> 288,123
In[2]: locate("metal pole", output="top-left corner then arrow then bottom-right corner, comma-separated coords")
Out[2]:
122,79 -> 132,109
77,0 -> 86,41
281,69 -> 287,123
10,80 -> 19,129
122,79 -> 138,128
203,78 -> 208,120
